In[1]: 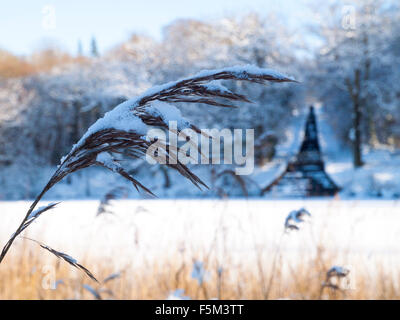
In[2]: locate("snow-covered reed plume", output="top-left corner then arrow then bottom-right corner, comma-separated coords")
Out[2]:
167,289 -> 191,300
18,202 -> 59,235
102,272 -> 121,284
320,266 -> 351,297
191,260 -> 210,285
23,237 -> 98,282
83,284 -> 102,300
284,207 -> 311,232
0,65 -> 295,277
82,271 -> 122,299
326,266 -> 350,279
96,186 -> 128,216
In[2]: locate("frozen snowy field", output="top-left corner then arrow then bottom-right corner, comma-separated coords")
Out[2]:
1,199 -> 400,267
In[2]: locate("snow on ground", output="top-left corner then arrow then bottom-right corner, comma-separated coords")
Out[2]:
1,199 -> 400,272
317,105 -> 400,199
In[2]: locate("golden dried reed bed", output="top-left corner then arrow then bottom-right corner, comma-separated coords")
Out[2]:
1,199 -> 400,300
1,239 -> 400,300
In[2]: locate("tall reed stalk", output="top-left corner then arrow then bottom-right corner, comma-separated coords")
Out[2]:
0,66 -> 296,275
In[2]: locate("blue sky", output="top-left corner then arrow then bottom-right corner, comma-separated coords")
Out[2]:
0,0 -> 312,56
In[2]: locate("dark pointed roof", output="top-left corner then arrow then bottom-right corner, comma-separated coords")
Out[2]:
292,106 -> 324,169
262,106 -> 340,197
299,106 -> 320,154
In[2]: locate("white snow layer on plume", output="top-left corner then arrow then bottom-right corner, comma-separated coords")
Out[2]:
194,65 -> 293,80
27,207 -> 45,220
27,202 -> 58,220
96,152 -> 121,172
147,101 -> 190,130
202,80 -> 231,93
62,254 -> 77,264
75,103 -> 149,149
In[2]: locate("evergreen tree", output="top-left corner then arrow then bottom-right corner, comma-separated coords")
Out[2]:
77,39 -> 83,57
91,36 -> 99,57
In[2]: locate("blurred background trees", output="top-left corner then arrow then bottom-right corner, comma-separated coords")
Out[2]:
0,0 -> 399,198
311,0 -> 400,166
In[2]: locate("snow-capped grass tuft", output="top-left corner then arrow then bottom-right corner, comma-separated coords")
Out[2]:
284,208 -> 311,232
0,65 -> 296,277
327,266 -> 350,278
320,266 -> 351,298
191,260 -> 210,285
167,289 -> 191,300
83,284 -> 102,300
23,237 -> 98,282
103,272 -> 121,284
27,202 -> 59,220
96,186 -> 128,217
54,279 -> 64,289
5,202 -> 60,247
